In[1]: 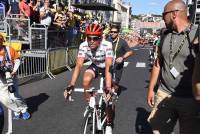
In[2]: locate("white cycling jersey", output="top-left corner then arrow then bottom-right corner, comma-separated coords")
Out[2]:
77,40 -> 113,68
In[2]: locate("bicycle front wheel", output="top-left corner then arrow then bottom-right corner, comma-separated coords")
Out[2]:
81,108 -> 96,134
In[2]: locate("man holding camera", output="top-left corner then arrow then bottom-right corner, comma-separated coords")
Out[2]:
0,34 -> 30,120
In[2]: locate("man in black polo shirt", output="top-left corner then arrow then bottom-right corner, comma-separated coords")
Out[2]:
109,24 -> 133,92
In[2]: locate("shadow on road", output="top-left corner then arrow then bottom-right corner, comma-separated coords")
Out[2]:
135,107 -> 153,134
25,93 -> 49,114
117,85 -> 127,96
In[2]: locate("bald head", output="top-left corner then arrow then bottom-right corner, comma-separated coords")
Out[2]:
163,0 -> 188,21
164,0 -> 187,11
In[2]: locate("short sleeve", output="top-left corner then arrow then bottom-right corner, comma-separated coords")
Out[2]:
77,43 -> 86,58
105,42 -> 113,58
9,47 -> 20,60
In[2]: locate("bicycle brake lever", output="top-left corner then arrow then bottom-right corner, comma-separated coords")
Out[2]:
65,91 -> 74,102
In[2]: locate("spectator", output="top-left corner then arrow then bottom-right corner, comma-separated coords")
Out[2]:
0,0 -> 11,16
147,1 -> 200,134
0,34 -> 30,120
19,0 -> 32,18
109,24 -> 133,93
39,0 -> 52,26
29,0 -> 42,23
10,0 -> 20,14
53,3 -> 66,29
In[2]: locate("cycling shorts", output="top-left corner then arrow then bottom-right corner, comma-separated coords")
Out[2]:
86,63 -> 105,78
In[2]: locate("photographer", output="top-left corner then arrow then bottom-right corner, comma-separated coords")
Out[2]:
0,34 -> 30,120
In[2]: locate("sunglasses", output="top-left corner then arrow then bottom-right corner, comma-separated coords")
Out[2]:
87,36 -> 101,41
162,10 -> 183,16
110,31 -> 118,34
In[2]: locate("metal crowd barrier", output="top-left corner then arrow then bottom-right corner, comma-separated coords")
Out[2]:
0,3 -> 5,21
48,47 -> 72,72
17,49 -> 55,79
5,14 -> 30,43
67,46 -> 79,67
0,21 -> 11,43
30,23 -> 48,49
47,27 -> 82,48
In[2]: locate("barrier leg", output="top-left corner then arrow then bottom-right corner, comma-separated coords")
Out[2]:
6,109 -> 12,134
47,71 -> 56,79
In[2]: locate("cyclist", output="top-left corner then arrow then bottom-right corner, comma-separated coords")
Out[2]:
64,23 -> 114,134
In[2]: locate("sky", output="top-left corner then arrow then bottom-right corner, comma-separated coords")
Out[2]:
130,0 -> 169,15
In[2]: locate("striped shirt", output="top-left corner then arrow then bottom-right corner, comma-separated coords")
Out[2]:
78,40 -> 113,68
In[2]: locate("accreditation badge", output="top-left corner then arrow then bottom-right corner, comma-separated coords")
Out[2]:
170,67 -> 180,78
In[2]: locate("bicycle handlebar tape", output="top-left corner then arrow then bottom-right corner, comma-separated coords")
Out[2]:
65,85 -> 74,102
66,85 -> 74,92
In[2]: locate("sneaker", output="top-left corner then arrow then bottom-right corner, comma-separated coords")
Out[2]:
22,112 -> 31,120
13,114 -> 21,120
105,126 -> 112,134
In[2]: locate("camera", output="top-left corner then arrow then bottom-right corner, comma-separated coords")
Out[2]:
0,65 -> 16,93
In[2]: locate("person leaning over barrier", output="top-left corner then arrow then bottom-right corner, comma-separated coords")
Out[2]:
64,23 -> 115,134
147,1 -> 200,134
0,34 -> 30,120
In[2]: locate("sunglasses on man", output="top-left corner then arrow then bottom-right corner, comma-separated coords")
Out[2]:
162,10 -> 185,17
87,36 -> 101,41
110,31 -> 119,34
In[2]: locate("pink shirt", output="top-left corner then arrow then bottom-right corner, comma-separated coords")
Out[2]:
19,1 -> 32,17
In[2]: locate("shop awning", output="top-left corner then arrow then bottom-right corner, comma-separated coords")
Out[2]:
72,3 -> 118,11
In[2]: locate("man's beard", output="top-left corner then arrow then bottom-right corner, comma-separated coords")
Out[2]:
165,22 -> 174,31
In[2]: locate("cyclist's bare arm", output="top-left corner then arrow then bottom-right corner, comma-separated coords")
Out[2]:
69,57 -> 85,86
105,57 -> 113,90
147,47 -> 161,107
64,57 -> 84,100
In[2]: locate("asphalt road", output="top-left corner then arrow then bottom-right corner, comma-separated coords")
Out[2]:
1,45 -> 175,134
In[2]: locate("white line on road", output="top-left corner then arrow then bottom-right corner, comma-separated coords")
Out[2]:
84,61 -> 129,67
136,62 -> 146,68
123,62 -> 129,67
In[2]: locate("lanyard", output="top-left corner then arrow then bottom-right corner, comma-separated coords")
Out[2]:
113,37 -> 119,59
169,33 -> 187,68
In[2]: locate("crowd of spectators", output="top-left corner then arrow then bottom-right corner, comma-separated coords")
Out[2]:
1,0 -> 157,48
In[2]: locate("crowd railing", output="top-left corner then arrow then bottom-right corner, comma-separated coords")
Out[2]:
0,15 -> 81,79
0,3 -> 5,21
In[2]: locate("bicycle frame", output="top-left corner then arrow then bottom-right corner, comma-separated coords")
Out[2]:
81,75 -> 108,134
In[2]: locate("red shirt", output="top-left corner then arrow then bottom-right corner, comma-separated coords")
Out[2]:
19,1 -> 32,17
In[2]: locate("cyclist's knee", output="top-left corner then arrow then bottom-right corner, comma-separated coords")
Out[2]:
83,74 -> 93,88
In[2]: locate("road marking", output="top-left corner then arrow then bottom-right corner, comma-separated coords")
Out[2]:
136,62 -> 146,67
84,61 -> 129,67
123,62 -> 129,67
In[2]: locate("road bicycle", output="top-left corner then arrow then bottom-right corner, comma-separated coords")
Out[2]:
77,73 -> 117,134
